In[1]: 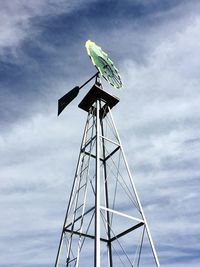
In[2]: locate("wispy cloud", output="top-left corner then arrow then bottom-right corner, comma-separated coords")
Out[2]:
0,0 -> 97,57
1,0 -> 200,266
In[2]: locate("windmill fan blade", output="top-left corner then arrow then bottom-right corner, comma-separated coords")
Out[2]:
58,86 -> 80,116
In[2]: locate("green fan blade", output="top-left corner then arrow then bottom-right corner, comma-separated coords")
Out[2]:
85,40 -> 122,89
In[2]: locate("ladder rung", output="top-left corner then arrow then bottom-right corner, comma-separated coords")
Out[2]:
75,204 -> 84,212
87,124 -> 94,132
80,165 -> 88,175
75,225 -> 82,232
78,183 -> 87,192
74,183 -> 86,196
82,135 -> 96,151
88,115 -> 93,121
81,153 -> 87,162
67,257 -> 77,264
75,215 -> 85,232
85,134 -> 95,146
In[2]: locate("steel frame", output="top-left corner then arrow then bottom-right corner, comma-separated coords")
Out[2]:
55,83 -> 160,267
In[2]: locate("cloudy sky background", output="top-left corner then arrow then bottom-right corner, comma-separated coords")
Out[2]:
0,0 -> 200,266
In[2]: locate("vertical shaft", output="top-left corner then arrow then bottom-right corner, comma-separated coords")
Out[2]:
95,99 -> 101,267
100,104 -> 113,267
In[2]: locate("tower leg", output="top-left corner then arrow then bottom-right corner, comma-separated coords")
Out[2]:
55,110 -> 93,267
100,104 -> 113,267
95,99 -> 101,267
108,107 -> 160,267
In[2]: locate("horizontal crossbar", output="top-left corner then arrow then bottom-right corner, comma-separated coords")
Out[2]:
110,222 -> 144,242
65,206 -> 95,229
100,206 -> 144,223
104,146 -> 120,161
81,150 -> 104,161
99,135 -> 120,147
64,229 -> 108,243
82,135 -> 96,151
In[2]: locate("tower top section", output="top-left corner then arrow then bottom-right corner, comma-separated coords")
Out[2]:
58,40 -> 122,116
78,83 -> 119,117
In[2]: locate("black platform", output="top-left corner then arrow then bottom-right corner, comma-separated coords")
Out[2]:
78,84 -> 119,117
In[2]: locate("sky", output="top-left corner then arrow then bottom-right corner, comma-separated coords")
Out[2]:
0,0 -> 200,266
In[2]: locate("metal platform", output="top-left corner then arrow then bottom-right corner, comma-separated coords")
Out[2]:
78,84 -> 119,117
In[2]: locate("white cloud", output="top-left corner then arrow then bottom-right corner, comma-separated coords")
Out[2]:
0,0 -> 97,60
1,1 -> 200,266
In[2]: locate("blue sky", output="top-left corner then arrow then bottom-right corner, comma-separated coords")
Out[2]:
1,0 -> 200,266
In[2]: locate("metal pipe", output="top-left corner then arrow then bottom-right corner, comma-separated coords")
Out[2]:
94,99 -> 101,267
79,72 -> 99,90
100,103 -> 113,267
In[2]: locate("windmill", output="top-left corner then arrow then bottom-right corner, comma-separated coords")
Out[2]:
55,40 -> 160,267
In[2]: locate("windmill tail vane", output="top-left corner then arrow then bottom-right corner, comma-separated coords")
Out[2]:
57,72 -> 99,116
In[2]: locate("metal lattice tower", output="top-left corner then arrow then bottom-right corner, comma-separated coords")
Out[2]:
55,82 -> 160,267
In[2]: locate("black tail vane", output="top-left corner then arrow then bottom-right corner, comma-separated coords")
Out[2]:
58,72 -> 99,116
58,86 -> 80,116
